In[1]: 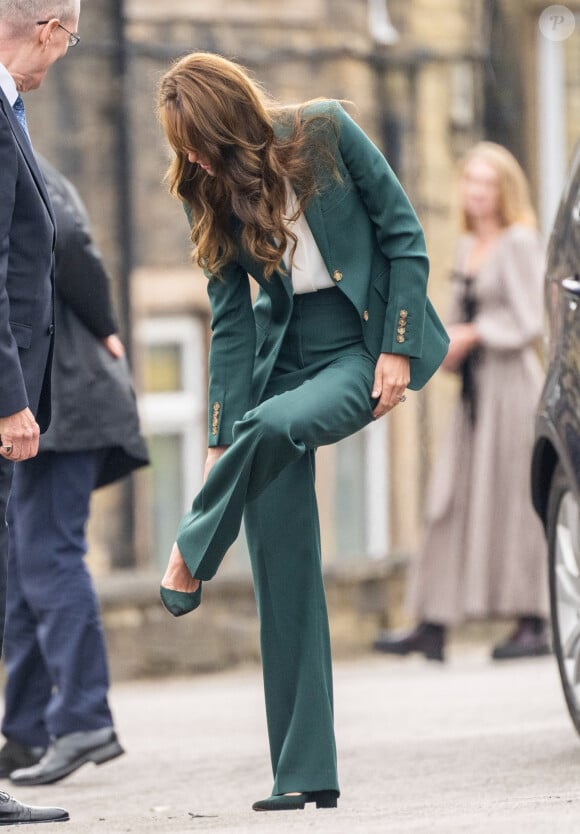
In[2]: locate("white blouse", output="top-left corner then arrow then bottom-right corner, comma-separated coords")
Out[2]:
282,184 -> 334,294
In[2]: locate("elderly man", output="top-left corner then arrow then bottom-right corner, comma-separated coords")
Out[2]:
0,0 -> 81,825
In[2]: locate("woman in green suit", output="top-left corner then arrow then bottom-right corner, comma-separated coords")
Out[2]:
157,52 -> 448,812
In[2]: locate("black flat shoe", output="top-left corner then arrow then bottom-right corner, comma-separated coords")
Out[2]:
252,790 -> 338,811
160,583 -> 202,617
372,622 -> 446,662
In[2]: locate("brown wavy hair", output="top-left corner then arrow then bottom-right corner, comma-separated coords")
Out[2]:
460,142 -> 537,231
158,51 -> 339,278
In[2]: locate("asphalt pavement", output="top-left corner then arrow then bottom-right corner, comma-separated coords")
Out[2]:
4,645 -> 580,833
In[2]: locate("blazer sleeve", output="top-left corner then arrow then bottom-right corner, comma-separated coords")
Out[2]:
474,225 -> 545,351
205,263 -> 255,446
334,104 -> 430,358
0,109 -> 28,419
53,196 -> 118,338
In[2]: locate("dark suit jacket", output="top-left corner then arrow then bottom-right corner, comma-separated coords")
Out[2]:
202,101 -> 449,446
0,87 -> 55,432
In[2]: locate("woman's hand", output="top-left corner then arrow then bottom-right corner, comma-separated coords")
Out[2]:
441,323 -> 480,373
103,334 -> 125,359
371,353 -> 411,418
203,446 -> 229,482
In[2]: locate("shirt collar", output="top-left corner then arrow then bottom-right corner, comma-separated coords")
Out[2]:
0,63 -> 18,106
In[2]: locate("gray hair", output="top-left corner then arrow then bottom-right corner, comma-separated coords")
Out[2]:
0,1 -> 78,33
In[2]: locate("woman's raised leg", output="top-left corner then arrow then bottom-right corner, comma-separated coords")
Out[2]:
175,351 -> 376,583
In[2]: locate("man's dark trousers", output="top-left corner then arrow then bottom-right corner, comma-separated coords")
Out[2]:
2,450 -> 114,747
0,459 -> 14,655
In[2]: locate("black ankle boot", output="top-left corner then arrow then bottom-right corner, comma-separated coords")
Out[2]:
491,617 -> 551,660
252,790 -> 339,812
372,622 -> 446,662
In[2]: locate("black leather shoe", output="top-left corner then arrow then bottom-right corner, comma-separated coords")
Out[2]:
0,790 -> 68,825
10,728 -> 124,786
373,622 -> 446,661
252,790 -> 338,811
0,740 -> 45,778
492,621 -> 552,660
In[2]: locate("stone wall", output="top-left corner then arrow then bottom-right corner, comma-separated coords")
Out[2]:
96,561 -> 407,680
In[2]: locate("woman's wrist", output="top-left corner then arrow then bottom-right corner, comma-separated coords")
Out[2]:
206,446 -> 229,459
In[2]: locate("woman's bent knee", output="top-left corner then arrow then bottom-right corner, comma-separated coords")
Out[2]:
234,402 -> 288,446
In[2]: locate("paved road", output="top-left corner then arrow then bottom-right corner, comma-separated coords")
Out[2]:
4,646 -> 580,833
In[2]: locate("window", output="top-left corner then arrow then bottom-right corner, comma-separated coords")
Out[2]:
316,418 -> 389,565
137,316 -> 206,568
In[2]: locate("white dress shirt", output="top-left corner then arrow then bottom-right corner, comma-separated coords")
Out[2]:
283,183 -> 334,294
0,62 -> 18,106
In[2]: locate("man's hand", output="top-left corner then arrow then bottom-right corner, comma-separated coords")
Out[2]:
371,353 -> 411,419
0,408 -> 40,461
103,334 -> 125,359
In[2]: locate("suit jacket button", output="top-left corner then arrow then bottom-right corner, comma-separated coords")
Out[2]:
362,310 -> 369,321
48,324 -> 55,335
333,270 -> 343,282
396,335 -> 405,344
400,309 -> 408,319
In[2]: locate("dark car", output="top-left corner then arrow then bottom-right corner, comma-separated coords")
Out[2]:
531,143 -> 580,734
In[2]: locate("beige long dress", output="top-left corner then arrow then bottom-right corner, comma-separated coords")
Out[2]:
407,224 -> 549,625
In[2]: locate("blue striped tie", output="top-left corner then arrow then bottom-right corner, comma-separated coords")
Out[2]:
12,95 -> 31,144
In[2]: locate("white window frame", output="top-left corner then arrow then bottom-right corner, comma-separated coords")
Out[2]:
136,316 -> 206,512
363,419 -> 390,559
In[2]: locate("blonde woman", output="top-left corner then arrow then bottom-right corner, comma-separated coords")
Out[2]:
374,142 -> 549,662
157,52 -> 448,810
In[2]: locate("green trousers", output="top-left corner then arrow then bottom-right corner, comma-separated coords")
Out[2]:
177,288 -> 377,795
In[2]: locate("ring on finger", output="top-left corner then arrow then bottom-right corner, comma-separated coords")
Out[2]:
3,444 -> 13,456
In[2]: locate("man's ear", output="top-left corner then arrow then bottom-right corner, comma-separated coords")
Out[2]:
36,19 -> 60,48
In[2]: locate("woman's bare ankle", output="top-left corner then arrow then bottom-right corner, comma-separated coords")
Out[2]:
162,544 -> 200,593
162,574 -> 200,594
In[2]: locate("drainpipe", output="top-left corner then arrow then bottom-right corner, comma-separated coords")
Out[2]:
111,0 -> 133,358
111,0 -> 136,569
537,34 -> 567,236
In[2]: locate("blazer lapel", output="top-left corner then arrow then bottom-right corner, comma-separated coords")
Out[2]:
236,194 -> 334,302
237,241 -> 294,301
0,91 -> 56,230
272,116 -> 334,283
303,194 -> 334,277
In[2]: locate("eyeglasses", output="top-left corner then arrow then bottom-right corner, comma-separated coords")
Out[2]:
36,20 -> 80,47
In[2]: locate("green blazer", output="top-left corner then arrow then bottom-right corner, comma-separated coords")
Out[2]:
204,102 -> 449,446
